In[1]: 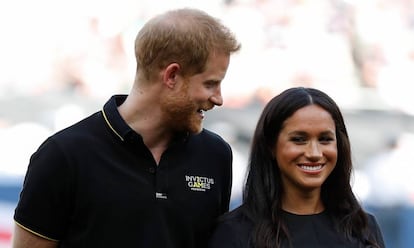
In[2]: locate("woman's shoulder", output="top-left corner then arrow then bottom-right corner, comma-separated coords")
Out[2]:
217,205 -> 253,233
365,212 -> 386,247
208,205 -> 253,248
365,212 -> 380,229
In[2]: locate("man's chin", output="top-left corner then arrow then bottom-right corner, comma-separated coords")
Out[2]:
187,123 -> 203,134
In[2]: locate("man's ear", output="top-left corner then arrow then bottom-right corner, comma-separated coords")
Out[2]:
163,63 -> 181,89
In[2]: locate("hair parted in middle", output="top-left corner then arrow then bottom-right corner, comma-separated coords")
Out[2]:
243,87 -> 375,247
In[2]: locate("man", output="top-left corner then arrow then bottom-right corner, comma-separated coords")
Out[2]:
13,8 -> 241,248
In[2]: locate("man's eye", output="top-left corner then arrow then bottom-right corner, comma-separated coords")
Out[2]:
205,81 -> 218,88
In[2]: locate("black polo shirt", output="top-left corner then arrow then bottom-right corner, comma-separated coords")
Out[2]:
14,95 -> 233,248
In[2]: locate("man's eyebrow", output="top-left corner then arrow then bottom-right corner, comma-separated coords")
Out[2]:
204,79 -> 221,84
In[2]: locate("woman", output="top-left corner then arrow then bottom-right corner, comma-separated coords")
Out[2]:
209,87 -> 385,248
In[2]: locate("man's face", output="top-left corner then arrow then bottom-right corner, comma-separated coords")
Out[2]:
161,52 -> 230,134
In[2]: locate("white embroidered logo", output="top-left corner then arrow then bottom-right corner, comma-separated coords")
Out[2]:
185,175 -> 215,192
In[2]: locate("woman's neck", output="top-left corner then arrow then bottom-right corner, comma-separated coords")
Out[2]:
281,188 -> 325,215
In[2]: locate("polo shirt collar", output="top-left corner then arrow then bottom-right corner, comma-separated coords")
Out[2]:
102,95 -> 134,142
101,95 -> 190,144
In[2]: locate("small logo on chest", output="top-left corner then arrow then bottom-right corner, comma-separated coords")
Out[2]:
185,175 -> 215,192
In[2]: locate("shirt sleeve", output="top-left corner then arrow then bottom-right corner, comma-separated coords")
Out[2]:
14,137 -> 74,241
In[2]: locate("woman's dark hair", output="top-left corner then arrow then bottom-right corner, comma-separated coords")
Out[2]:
242,87 -> 379,247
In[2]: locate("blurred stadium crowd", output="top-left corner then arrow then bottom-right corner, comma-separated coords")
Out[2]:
2,0 -> 414,110
1,0 -> 414,247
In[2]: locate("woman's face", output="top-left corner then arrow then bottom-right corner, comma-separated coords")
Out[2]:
274,104 -> 338,193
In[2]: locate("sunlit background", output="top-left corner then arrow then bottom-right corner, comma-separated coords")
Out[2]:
1,0 -> 414,247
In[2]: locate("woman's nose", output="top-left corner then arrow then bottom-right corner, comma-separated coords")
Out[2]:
305,141 -> 322,159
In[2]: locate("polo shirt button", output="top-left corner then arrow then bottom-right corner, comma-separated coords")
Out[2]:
148,167 -> 156,174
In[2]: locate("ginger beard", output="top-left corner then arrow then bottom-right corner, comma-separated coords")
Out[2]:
160,79 -> 206,134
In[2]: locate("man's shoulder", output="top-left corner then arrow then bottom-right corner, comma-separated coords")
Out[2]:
185,129 -> 232,159
195,129 -> 229,143
190,129 -> 231,150
51,111 -> 102,142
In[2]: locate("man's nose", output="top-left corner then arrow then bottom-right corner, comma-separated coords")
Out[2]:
210,88 -> 223,106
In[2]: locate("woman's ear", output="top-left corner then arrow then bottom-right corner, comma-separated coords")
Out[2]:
163,63 -> 180,89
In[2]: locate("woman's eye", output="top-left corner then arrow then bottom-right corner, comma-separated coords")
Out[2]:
319,136 -> 334,143
291,137 -> 306,143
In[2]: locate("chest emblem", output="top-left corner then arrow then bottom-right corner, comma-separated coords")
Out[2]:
185,175 -> 215,192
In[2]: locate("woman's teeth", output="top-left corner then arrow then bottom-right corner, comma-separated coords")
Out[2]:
300,165 -> 322,171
